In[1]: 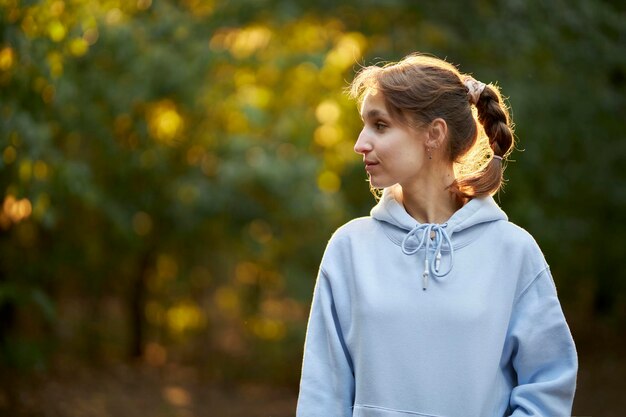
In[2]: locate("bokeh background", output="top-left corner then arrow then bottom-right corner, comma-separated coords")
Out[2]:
1,0 -> 625,416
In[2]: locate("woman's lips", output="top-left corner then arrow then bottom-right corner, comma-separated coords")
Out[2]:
364,161 -> 379,171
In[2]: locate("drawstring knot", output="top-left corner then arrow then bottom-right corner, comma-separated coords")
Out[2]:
401,223 -> 454,290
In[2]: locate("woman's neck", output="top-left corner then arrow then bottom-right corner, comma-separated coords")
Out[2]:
393,169 -> 462,225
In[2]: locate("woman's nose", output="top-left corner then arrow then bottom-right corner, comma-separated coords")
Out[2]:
354,130 -> 372,154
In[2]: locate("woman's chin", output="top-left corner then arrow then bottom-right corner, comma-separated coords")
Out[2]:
368,176 -> 393,189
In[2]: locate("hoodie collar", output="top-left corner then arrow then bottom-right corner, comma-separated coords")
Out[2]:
370,187 -> 508,290
370,187 -> 507,243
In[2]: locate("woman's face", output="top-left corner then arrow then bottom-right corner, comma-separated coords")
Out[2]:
354,90 -> 428,188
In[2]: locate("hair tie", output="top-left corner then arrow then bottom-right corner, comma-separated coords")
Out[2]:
464,77 -> 486,105
492,155 -> 503,161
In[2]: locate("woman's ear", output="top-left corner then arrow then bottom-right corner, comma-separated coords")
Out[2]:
426,118 -> 448,150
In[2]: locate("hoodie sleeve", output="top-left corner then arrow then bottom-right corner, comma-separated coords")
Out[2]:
296,268 -> 355,417
507,267 -> 578,416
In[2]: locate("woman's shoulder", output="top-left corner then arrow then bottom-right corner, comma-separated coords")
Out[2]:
334,216 -> 378,234
321,216 -> 379,253
491,219 -> 550,273
490,217 -> 540,245
318,217 -> 378,275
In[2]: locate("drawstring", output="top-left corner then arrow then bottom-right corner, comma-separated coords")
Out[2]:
401,223 -> 454,290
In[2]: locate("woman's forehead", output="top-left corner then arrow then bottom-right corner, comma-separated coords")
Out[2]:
360,90 -> 389,118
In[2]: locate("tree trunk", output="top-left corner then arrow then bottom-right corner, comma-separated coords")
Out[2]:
129,251 -> 151,359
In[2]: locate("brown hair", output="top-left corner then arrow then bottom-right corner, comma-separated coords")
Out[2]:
349,53 -> 514,200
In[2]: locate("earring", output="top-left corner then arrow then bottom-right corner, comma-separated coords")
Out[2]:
427,147 -> 432,160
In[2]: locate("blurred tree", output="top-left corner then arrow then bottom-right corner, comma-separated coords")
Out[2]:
0,0 -> 364,382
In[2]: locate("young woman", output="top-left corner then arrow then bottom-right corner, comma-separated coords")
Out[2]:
296,54 -> 577,417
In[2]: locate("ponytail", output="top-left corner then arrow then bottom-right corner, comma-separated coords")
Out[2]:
450,83 -> 514,199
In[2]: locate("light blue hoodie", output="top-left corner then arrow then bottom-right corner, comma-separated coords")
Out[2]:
296,188 -> 577,417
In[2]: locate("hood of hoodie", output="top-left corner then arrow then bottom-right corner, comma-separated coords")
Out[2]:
371,187 -> 508,245
370,187 -> 508,289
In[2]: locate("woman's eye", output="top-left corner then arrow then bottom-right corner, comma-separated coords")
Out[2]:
375,122 -> 387,131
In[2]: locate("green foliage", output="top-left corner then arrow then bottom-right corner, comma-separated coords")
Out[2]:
0,0 -> 624,384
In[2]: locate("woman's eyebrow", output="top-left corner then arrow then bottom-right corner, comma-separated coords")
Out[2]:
361,108 -> 389,121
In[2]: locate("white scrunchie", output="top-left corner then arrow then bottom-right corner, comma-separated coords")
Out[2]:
464,77 -> 486,105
